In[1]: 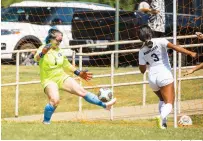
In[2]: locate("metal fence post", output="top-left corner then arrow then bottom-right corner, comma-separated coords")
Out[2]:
15,52 -> 20,117
173,0 -> 178,128
142,72 -> 147,106
79,47 -> 83,112
110,53 -> 115,120
178,52 -> 182,113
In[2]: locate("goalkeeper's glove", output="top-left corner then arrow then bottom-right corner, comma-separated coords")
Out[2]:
74,70 -> 93,81
39,43 -> 52,58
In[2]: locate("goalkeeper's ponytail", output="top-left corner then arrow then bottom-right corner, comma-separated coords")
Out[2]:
138,25 -> 153,48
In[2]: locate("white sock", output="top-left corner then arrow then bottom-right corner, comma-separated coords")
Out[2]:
158,101 -> 164,113
159,101 -> 167,124
160,103 -> 172,122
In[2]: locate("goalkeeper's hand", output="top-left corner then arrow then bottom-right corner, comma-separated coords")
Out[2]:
196,32 -> 203,40
42,43 -> 52,54
78,70 -> 93,81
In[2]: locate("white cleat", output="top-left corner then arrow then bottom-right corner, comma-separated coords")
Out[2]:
105,98 -> 117,110
42,121 -> 50,125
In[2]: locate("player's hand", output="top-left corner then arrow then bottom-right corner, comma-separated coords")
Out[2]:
190,52 -> 197,58
151,9 -> 159,14
196,32 -> 203,40
184,69 -> 194,76
42,43 -> 52,54
79,70 -> 93,81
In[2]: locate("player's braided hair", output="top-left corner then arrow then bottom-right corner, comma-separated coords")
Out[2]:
138,25 -> 153,48
45,27 -> 63,44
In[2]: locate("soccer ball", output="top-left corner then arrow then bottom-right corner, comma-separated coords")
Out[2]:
178,115 -> 192,126
98,88 -> 112,102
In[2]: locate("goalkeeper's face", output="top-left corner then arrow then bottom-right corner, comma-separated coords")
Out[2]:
50,32 -> 63,48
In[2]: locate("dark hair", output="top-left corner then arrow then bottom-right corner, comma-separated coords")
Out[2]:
45,27 -> 63,44
138,25 -> 153,48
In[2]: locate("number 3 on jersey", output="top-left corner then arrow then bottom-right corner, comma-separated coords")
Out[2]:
151,53 -> 159,62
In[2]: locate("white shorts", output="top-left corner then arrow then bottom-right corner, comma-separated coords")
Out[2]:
148,71 -> 174,92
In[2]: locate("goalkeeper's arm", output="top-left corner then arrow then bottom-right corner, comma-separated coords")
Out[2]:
63,57 -> 92,81
34,44 -> 52,62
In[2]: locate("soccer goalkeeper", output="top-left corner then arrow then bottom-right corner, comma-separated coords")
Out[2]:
34,28 -> 116,124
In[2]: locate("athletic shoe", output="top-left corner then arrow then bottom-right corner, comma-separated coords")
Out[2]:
155,116 -> 166,129
105,98 -> 117,110
162,123 -> 167,129
42,121 -> 50,125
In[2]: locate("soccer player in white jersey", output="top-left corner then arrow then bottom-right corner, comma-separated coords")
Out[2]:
138,25 -> 197,129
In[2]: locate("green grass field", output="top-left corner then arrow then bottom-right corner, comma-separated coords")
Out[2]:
2,116 -> 203,140
1,65 -> 203,139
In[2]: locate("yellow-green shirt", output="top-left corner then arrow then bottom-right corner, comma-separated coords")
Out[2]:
34,45 -> 73,84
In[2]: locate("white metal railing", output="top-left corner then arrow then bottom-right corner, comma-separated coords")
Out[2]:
1,37 -> 203,122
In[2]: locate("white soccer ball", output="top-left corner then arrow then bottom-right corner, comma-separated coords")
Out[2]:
178,115 -> 192,126
98,88 -> 112,102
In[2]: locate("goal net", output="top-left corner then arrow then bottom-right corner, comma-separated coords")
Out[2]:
1,0 -> 203,127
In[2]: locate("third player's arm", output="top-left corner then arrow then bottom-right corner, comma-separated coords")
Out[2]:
167,42 -> 197,58
139,65 -> 147,74
191,63 -> 203,72
184,63 -> 203,76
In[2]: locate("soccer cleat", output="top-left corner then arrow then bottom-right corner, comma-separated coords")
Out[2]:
155,116 -> 166,129
105,98 -> 117,110
162,123 -> 167,129
42,121 -> 50,125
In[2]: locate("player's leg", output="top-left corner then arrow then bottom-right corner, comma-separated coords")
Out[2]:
61,77 -> 116,110
148,74 -> 167,129
160,82 -> 174,118
43,82 -> 60,124
156,73 -> 174,128
154,90 -> 167,128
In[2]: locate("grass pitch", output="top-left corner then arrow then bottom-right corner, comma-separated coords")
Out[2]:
2,116 -> 203,140
1,65 -> 203,139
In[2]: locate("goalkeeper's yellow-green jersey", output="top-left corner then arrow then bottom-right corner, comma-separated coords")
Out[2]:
34,45 -> 73,84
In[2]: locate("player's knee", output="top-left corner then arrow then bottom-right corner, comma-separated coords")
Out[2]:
50,98 -> 60,106
78,89 -> 88,97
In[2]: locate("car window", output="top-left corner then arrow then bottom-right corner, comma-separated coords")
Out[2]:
50,7 -> 74,25
1,6 -> 91,25
1,7 -> 52,24
178,0 -> 195,14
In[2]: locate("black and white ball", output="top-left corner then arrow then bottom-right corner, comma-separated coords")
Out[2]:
98,88 -> 112,102
178,115 -> 192,126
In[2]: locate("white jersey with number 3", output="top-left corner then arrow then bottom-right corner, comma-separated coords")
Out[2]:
139,38 -> 171,74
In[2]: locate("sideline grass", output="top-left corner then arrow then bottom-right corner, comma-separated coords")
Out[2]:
2,116 -> 203,140
1,65 -> 203,118
1,65 -> 203,140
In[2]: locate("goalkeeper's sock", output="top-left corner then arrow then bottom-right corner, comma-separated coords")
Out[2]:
43,103 -> 56,123
83,92 -> 106,108
160,103 -> 172,120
